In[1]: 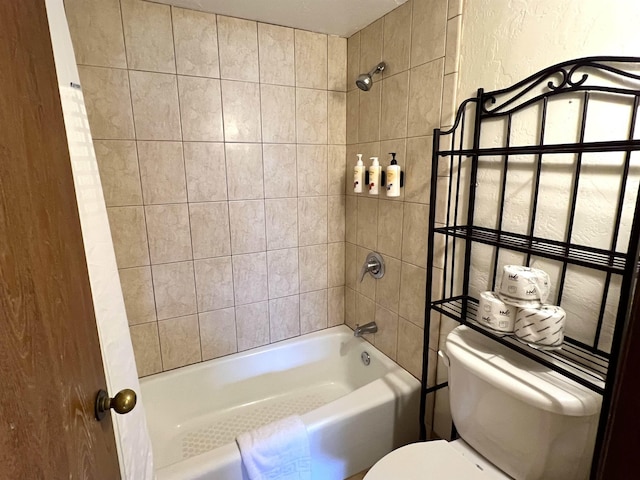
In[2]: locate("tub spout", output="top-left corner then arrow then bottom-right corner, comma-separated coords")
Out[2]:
354,321 -> 378,337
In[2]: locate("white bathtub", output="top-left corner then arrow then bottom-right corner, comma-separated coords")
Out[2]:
141,325 -> 421,480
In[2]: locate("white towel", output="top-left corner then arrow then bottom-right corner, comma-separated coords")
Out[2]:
237,415 -> 311,480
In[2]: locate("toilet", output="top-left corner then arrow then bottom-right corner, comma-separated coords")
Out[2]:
365,326 -> 602,480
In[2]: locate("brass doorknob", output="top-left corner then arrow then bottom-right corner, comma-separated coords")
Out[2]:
95,388 -> 137,421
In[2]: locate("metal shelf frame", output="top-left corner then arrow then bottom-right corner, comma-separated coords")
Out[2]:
419,57 -> 640,479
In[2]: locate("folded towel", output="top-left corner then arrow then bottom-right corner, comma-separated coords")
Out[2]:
236,415 -> 311,480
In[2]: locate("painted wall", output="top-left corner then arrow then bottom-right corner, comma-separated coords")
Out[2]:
433,0 -> 640,439
45,0 -> 153,477
65,0 -> 347,377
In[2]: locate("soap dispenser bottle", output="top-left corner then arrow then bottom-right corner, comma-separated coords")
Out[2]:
354,154 -> 364,193
369,157 -> 381,195
386,152 -> 401,197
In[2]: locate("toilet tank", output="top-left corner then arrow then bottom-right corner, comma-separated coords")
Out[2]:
445,326 -> 602,480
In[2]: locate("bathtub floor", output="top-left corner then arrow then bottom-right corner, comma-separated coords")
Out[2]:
157,381 -> 351,468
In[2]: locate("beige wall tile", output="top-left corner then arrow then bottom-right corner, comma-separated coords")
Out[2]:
374,305 -> 399,360
94,140 -> 142,206
397,317 -> 423,378
356,197 -> 379,251
217,15 -> 259,82
184,142 -> 227,202
121,0 -> 175,73
173,8 -> 220,78
328,146 -> 346,195
138,141 -> 187,204
297,145 -> 327,196
359,18 -> 383,77
228,200 -> 266,254
411,0 -> 448,67
380,71 -> 409,140
152,261 -> 197,319
299,244 -> 328,293
178,76 -> 224,142
296,88 -> 328,144
119,266 -> 156,325
328,286 -> 345,327
449,0 -> 463,18
260,84 -> 296,143
345,242 -> 357,290
263,144 -> 297,198
107,206 -> 149,268
130,322 -> 162,376
356,246 -> 376,300
377,199 -> 404,258
189,202 -> 231,259
345,195 -> 357,243
328,242 -> 345,287
298,197 -> 328,246
79,66 -> 134,139
328,195 -> 346,242
329,92 -> 347,144
300,289 -> 328,334
158,315 -> 201,370
232,252 -> 268,305
444,15 -> 462,74
408,59 -> 444,137
355,292 -> 376,328
295,30 -> 327,89
382,2 -> 412,77
221,80 -> 262,142
270,295 -> 300,341
199,308 -> 237,360
358,82 -> 381,143
345,286 -> 356,328
194,256 -> 234,311
375,255 -> 401,313
347,32 -> 360,92
236,301 -> 270,350
399,262 -> 427,326
441,72 -> 458,128
258,23 -> 295,85
265,198 -> 298,250
405,136 -> 433,204
145,204 -> 192,264
129,71 -> 181,141
225,143 -> 264,200
402,202 -> 429,267
65,0 -> 126,68
267,248 -> 299,298
328,36 -> 347,92
346,89 -> 360,144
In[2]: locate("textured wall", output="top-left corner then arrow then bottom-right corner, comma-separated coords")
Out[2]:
345,0 -> 462,436
65,0 -> 347,377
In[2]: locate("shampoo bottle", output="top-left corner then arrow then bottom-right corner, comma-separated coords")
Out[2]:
386,152 -> 401,197
369,157 -> 381,195
353,154 -> 364,193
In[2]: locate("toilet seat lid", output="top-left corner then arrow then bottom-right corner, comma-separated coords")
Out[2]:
364,441 -> 503,480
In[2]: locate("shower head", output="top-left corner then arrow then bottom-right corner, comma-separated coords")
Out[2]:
356,62 -> 386,91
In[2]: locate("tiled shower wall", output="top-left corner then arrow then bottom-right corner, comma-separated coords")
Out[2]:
65,0 -> 347,376
344,0 -> 462,435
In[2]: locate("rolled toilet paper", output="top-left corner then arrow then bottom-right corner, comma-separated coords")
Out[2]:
514,305 -> 566,348
477,291 -> 517,333
498,265 -> 551,307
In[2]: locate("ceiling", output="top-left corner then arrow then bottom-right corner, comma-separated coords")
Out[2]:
155,0 -> 408,37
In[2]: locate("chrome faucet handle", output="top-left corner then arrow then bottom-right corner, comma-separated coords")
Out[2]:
359,252 -> 385,282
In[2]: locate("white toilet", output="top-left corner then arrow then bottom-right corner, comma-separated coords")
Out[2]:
365,326 -> 602,480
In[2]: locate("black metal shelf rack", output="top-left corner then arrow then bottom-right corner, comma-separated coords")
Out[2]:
419,57 -> 640,478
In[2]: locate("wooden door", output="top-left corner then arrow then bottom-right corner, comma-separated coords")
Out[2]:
0,1 -> 121,478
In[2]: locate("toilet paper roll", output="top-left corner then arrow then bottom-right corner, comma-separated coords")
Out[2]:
498,265 -> 551,307
477,291 -> 517,333
514,305 -> 566,348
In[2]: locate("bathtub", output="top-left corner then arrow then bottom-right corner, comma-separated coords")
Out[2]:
140,325 -> 421,480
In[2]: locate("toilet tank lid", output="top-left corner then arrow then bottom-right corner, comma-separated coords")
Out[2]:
445,326 -> 602,416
